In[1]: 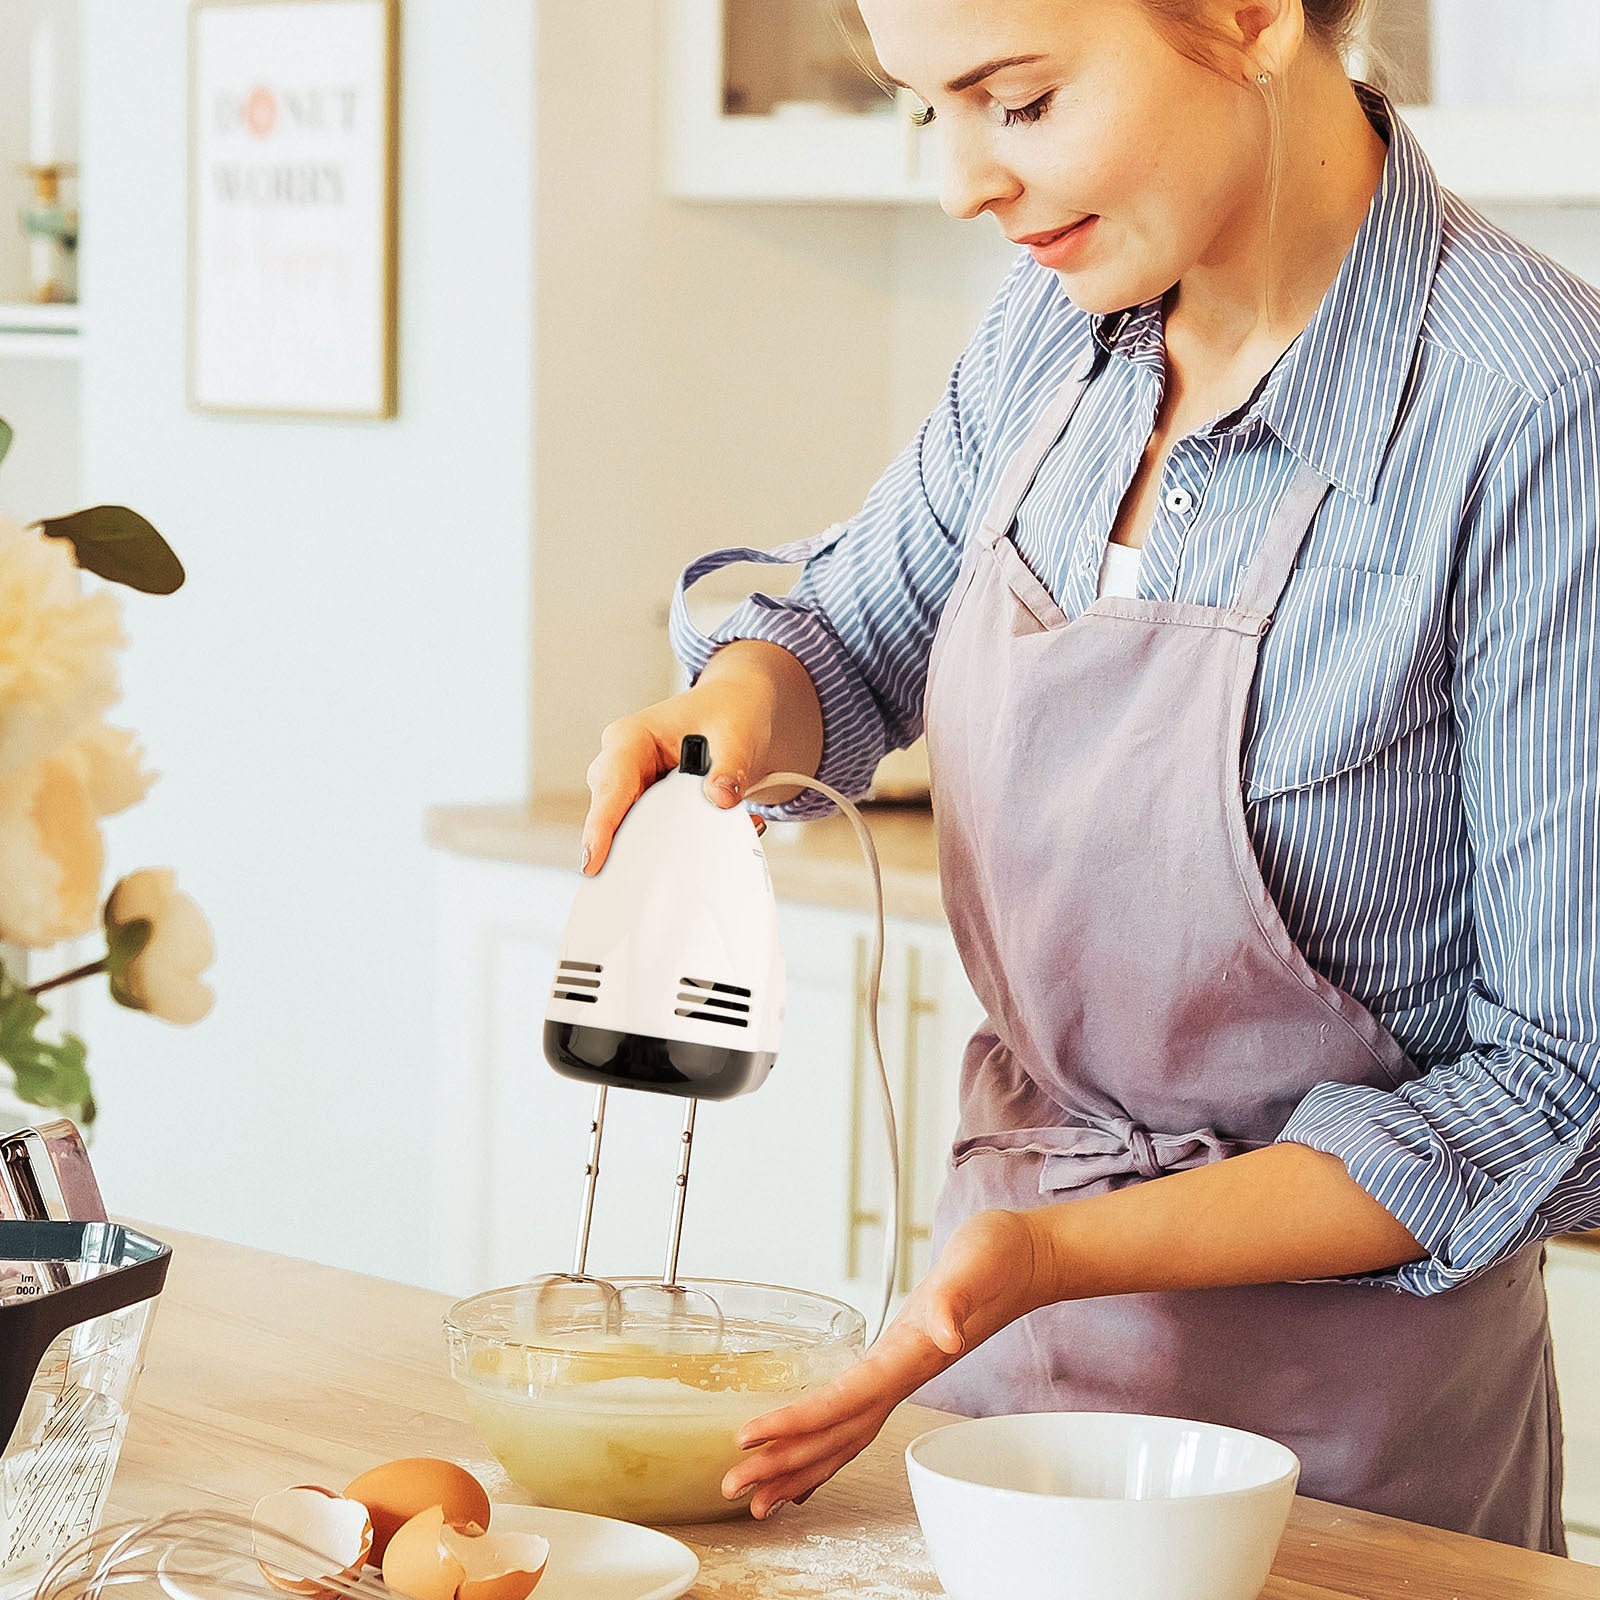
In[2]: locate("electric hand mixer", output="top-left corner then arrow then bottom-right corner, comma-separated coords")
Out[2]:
532,733 -> 901,1350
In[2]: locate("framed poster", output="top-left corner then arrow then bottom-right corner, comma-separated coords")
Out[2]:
189,0 -> 399,419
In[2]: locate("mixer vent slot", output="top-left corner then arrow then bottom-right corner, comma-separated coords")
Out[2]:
552,959 -> 603,1005
675,976 -> 751,1028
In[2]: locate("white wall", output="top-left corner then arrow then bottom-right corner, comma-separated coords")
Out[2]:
0,354 -> 78,520
73,0 -> 534,1282
527,2 -> 904,793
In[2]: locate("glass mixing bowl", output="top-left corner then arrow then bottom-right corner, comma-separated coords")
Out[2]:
445,1277 -> 866,1524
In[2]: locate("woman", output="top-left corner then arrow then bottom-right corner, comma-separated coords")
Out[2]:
580,0 -> 1600,1552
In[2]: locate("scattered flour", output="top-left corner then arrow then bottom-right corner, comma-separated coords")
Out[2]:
683,1520 -> 944,1598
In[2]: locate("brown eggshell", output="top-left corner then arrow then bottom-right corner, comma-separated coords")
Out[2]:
382,1505 -> 469,1600
345,1458 -> 492,1563
253,1485 -> 374,1599
442,1525 -> 551,1600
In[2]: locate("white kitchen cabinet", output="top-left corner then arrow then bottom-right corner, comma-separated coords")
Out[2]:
662,0 -> 937,203
1547,1240 -> 1600,1556
429,850 -> 985,1330
664,0 -> 1600,205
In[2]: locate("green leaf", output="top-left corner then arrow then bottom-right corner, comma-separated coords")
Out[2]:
0,416 -> 12,474
37,505 -> 185,595
0,971 -> 94,1120
104,910 -> 152,1011
105,916 -> 152,980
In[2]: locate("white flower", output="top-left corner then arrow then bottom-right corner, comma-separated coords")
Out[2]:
105,869 -> 215,1025
0,722 -> 156,948
63,723 -> 157,817
0,749 -> 105,946
0,513 -> 124,778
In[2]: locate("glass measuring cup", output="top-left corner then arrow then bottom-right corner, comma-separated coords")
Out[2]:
0,1220 -> 172,1600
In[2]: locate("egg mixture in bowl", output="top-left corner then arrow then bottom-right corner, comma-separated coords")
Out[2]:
445,1278 -> 866,1524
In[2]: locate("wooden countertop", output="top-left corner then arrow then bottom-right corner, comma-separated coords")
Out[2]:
427,795 -> 947,922
111,1226 -> 1599,1598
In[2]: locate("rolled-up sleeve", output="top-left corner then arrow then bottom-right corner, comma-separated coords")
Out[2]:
668,253 -> 1031,820
1278,364 -> 1600,1294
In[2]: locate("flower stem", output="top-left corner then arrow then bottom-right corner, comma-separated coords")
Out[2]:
29,957 -> 109,997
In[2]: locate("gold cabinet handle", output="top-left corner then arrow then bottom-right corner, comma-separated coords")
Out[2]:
845,932 -> 880,1277
898,943 -> 937,1295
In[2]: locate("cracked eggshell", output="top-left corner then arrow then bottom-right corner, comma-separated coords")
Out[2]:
252,1485 -> 374,1599
382,1505 -> 470,1600
442,1524 -> 550,1600
345,1458 -> 492,1563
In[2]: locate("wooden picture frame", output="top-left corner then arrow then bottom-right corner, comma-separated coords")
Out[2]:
188,0 -> 399,419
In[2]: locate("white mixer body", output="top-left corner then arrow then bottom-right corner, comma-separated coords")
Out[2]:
544,767 -> 785,1099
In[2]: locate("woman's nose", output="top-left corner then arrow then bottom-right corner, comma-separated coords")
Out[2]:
938,128 -> 1022,222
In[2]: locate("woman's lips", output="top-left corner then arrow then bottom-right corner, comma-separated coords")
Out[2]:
1018,216 -> 1097,268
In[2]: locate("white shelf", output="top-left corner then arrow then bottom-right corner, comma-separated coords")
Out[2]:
0,303 -> 82,361
0,302 -> 80,334
0,330 -> 81,362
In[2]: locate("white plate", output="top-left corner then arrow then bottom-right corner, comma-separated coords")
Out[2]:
155,1504 -> 698,1600
486,1503 -> 699,1600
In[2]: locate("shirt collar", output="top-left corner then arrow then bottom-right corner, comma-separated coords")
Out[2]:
1090,83 -> 1443,504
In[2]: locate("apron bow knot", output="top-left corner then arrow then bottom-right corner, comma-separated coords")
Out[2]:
1123,1120 -> 1164,1181
950,1115 -> 1258,1197
1035,1114 -> 1252,1196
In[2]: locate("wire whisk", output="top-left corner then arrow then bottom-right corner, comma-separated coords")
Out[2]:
35,1508 -> 410,1600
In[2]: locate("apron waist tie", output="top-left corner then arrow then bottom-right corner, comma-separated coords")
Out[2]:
951,1115 -> 1262,1196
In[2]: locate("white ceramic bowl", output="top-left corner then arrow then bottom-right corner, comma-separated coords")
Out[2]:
906,1412 -> 1299,1600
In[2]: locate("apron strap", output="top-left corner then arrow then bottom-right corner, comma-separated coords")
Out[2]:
1231,458 -> 1335,629
977,346 -> 1098,548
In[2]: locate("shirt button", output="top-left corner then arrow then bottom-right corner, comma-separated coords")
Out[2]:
1164,486 -> 1194,516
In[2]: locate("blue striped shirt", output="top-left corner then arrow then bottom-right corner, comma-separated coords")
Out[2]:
669,85 -> 1600,1297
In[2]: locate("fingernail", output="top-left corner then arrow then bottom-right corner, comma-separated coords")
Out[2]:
765,1500 -> 790,1519
714,776 -> 742,803
727,1481 -> 754,1500
580,844 -> 591,873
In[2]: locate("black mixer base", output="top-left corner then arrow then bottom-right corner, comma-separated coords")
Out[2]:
544,1021 -> 776,1101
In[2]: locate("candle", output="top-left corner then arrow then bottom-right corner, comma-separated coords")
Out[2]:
29,15 -> 56,168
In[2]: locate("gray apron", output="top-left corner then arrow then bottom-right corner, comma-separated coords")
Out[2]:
913,349 -> 1565,1553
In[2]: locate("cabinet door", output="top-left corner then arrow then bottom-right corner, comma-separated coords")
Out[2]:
1548,1241 -> 1600,1551
887,921 -> 985,1296
681,902 -> 864,1311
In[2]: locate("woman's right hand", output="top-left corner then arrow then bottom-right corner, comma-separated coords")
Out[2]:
580,639 -> 825,876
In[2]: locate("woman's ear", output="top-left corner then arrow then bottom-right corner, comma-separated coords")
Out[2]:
1219,0 -> 1307,81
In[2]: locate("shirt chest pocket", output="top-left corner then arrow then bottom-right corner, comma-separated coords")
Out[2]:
1243,566 -> 1425,800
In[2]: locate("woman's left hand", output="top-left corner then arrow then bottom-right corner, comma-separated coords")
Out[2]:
720,1208 -> 1055,1519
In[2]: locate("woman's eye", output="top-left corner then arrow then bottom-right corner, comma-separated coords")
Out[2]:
1001,92 -> 1055,127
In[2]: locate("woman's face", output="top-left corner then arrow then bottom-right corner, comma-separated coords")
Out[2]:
857,0 -> 1272,314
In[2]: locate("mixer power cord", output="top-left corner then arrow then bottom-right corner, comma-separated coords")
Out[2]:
744,773 -> 901,1349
